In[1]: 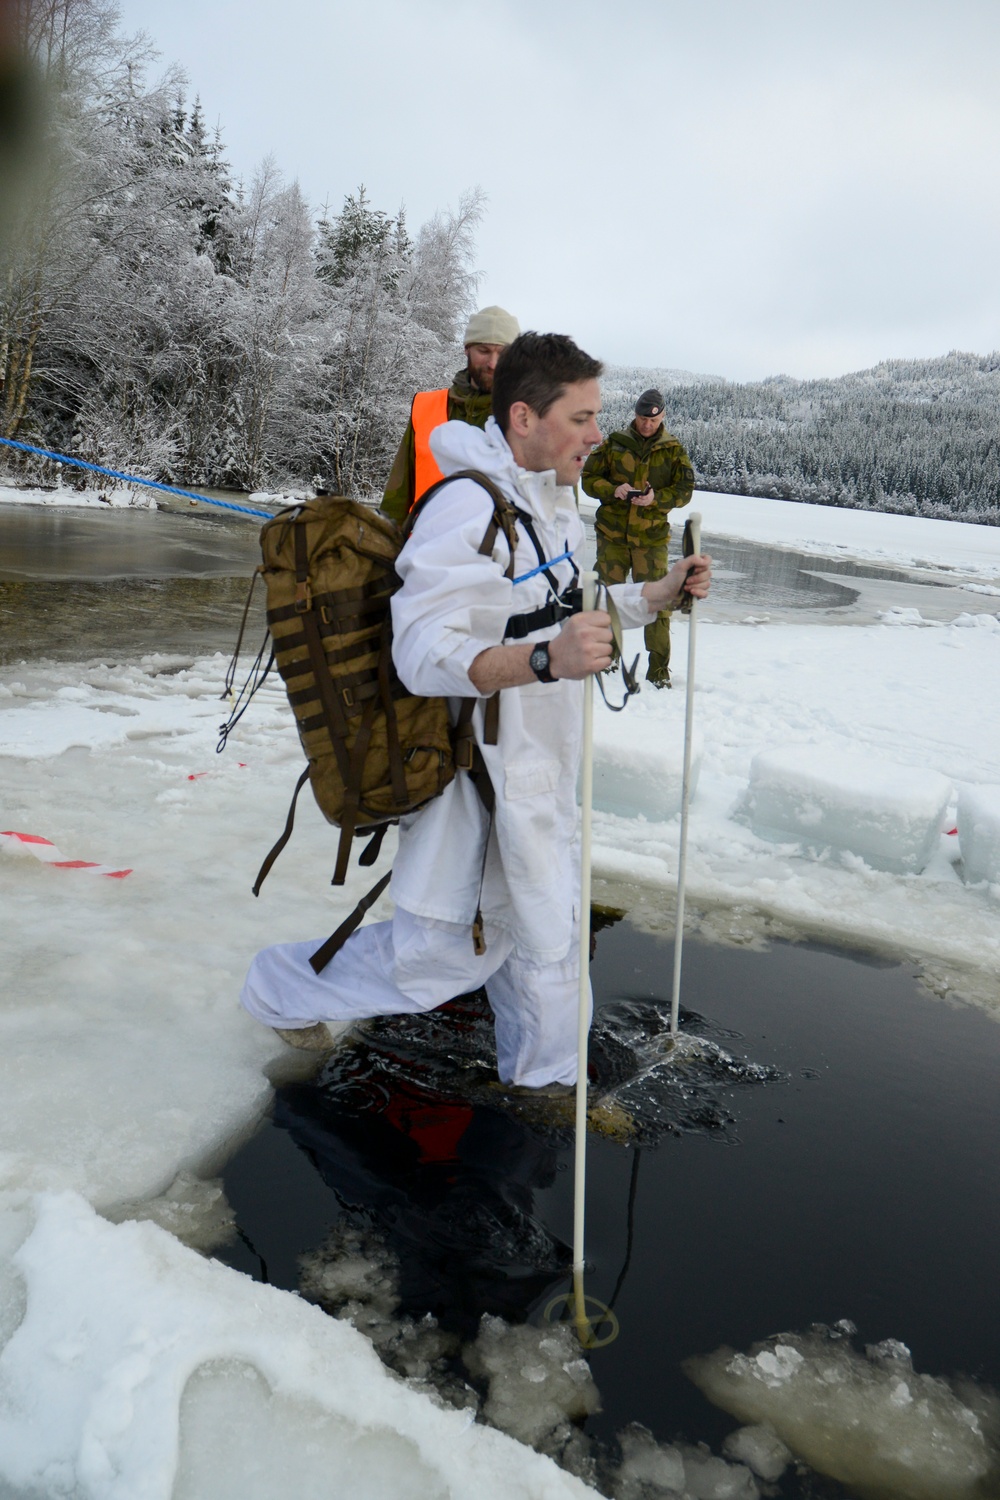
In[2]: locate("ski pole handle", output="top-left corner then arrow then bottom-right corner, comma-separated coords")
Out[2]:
582,571 -> 597,614
680,512 -> 702,615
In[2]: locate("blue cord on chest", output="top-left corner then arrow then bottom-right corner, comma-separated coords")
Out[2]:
512,548 -> 573,585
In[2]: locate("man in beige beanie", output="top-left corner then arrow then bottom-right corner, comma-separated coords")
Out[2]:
381,305 -> 520,523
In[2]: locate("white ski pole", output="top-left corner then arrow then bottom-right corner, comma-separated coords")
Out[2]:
573,568 -> 598,1333
670,514 -> 701,1038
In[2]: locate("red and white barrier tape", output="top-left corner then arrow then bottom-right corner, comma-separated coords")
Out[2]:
0,831 -> 132,878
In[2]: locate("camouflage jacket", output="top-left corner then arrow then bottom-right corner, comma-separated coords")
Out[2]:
381,368 -> 493,523
581,421 -> 694,547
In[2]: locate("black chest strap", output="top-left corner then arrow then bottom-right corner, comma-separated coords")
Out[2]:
501,506 -> 580,639
504,587 -> 582,639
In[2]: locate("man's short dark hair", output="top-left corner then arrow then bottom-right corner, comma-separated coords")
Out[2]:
492,332 -> 603,434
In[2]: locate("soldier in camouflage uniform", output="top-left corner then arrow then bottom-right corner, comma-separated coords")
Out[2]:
581,388 -> 694,686
381,305 -> 520,523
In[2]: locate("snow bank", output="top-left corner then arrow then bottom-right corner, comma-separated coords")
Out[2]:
0,1193 -> 590,1500
957,784 -> 1000,887
685,1326 -> 1000,1500
0,655 -> 384,1212
741,745 -> 951,874
0,481 -> 155,510
578,489 -> 1000,583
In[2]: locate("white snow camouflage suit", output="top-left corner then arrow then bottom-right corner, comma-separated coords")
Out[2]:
240,416 -> 658,1085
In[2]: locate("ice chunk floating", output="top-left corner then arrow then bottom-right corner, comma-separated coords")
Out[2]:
685,1324 -> 1000,1500
741,745 -> 952,873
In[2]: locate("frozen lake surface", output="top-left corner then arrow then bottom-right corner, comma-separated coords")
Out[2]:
3,494 -> 998,665
2,484 -> 999,1499
0,501 -> 263,581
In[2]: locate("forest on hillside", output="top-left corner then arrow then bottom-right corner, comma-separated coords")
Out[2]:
602,355 -> 1000,526
3,1 -> 998,525
0,0 -> 480,496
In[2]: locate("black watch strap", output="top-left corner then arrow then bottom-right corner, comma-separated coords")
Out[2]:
528,642 -> 556,683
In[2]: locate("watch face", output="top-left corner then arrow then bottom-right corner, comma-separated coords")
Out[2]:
530,644 -> 552,680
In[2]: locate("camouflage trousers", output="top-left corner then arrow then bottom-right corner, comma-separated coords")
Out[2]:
596,537 -> 671,683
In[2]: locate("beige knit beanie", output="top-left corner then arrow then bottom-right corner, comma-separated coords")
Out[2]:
463,305 -> 520,347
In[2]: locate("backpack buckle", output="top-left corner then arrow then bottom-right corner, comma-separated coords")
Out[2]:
455,735 -> 474,772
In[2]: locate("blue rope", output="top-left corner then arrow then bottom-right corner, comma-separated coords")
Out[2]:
512,548 -> 573,585
0,436 -> 272,519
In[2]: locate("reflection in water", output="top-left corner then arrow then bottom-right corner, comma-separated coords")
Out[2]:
0,576 -> 267,665
260,985 -> 780,1348
279,1004 -> 569,1336
0,502 -> 267,663
701,536 -> 938,611
0,503 -> 261,580
255,984 -> 784,1487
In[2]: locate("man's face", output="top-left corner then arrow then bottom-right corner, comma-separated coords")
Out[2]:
634,411 -> 664,439
465,342 -> 505,392
511,378 -> 603,486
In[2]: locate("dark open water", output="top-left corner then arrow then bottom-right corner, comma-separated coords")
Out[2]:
2,498 -> 992,664
215,916 -> 1000,1493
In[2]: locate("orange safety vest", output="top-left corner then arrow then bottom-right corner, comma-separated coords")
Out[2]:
411,388 -> 450,506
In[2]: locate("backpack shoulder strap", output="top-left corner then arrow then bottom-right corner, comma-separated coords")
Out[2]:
400,467 -> 522,747
402,468 -> 521,581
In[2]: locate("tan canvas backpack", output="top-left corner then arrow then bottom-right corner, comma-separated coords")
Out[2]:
219,473 -> 521,969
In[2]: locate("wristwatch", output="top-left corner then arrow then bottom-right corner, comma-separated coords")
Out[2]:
528,642 -> 556,683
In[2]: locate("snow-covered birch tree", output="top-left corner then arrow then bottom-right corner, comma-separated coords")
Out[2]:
1,2 -> 486,496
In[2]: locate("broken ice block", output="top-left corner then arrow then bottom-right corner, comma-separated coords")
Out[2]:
685,1327 -> 996,1500
742,746 -> 951,874
957,784 -> 1000,885
590,721 -> 703,821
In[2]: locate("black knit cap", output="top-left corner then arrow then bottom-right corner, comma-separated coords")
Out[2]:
635,388 -> 665,416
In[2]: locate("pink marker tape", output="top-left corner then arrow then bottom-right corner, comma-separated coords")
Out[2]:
187,762 -> 247,781
0,831 -> 132,879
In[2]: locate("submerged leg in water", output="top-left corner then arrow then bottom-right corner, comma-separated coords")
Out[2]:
240,906 -> 589,1089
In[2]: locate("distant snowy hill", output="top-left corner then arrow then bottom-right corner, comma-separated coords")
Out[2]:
602,362 -> 723,393
599,363 -> 722,432
601,351 -> 1000,525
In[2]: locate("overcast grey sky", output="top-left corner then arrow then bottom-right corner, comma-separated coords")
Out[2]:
114,0 -> 1000,382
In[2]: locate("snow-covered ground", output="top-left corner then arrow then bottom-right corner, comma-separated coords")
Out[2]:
649,489 -> 1000,580
1,489 -> 998,1497
0,480 -> 158,509
0,479 -> 292,513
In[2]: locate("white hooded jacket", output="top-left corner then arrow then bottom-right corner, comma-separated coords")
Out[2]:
389,417 -> 657,964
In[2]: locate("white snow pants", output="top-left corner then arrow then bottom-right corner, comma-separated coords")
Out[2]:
240,907 -> 588,1088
